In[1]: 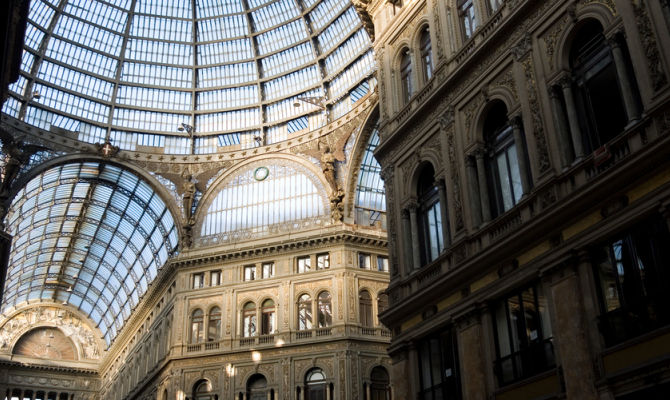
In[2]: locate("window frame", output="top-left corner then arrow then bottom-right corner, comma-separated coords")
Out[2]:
244,265 -> 256,281
262,262 -> 275,278
458,0 -> 477,40
192,272 -> 204,289
419,27 -> 432,83
399,49 -> 413,105
297,256 -> 311,273
210,270 -> 221,286
358,253 -> 371,269
316,253 -> 330,270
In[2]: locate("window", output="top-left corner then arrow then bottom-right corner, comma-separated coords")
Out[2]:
417,328 -> 460,400
485,102 -> 523,216
569,21 -> 630,154
247,374 -> 271,400
359,290 -> 373,327
493,284 -> 554,385
194,380 -> 213,400
417,165 -> 444,265
419,27 -> 432,83
377,256 -> 389,272
316,253 -> 330,270
210,270 -> 221,286
244,265 -> 256,281
377,293 -> 388,325
193,273 -> 204,289
359,253 -> 371,269
262,262 -> 275,278
592,217 -> 670,347
261,299 -> 276,335
458,0 -> 477,40
305,368 -> 328,400
400,49 -> 412,104
242,302 -> 257,337
190,309 -> 204,344
208,307 -> 221,341
298,294 -> 313,330
369,366 -> 390,400
298,256 -> 311,273
317,291 -> 332,328
488,0 -> 502,13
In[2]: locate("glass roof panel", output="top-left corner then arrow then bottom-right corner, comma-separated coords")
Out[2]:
2,162 -> 178,346
4,0 -> 372,150
355,127 -> 386,212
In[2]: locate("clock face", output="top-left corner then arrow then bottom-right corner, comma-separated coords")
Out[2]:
253,167 -> 269,181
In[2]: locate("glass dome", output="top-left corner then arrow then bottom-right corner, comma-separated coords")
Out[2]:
2,0 -> 374,154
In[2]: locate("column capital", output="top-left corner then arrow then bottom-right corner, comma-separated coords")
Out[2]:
558,73 -> 573,89
401,208 -> 410,219
405,200 -> 419,211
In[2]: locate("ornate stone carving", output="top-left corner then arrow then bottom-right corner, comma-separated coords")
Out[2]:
632,1 -> 668,92
543,14 -> 569,68
442,119 -> 465,231
578,0 -> 616,16
521,55 -> 551,174
493,67 -> 518,101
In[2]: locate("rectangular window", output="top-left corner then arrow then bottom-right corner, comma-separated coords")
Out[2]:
417,328 -> 460,399
210,270 -> 221,286
316,253 -> 330,270
377,256 -> 389,272
359,253 -> 371,269
297,256 -> 311,273
458,0 -> 477,40
592,217 -> 670,346
262,262 -> 275,278
244,265 -> 256,281
493,284 -> 555,385
192,273 -> 204,289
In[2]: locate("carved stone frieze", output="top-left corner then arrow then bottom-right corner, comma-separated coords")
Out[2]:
520,54 -> 551,174
442,119 -> 465,231
578,0 -> 617,16
542,14 -> 569,69
492,67 -> 518,101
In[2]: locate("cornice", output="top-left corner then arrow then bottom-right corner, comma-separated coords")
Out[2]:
0,359 -> 98,375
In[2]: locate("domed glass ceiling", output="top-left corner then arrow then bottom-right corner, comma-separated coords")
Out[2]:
2,0 -> 374,154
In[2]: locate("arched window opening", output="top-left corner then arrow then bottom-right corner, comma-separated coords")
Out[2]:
261,299 -> 276,335
359,290 -> 373,328
208,307 -> 221,342
370,366 -> 390,400
242,302 -> 257,337
298,294 -> 313,330
305,368 -> 328,400
458,0 -> 477,40
400,49 -> 413,105
194,380 -> 213,400
377,293 -> 389,326
419,27 -> 432,83
247,374 -> 271,400
317,291 -> 332,328
355,126 -> 386,228
484,101 -> 524,216
568,20 -> 638,155
417,164 -> 443,265
191,309 -> 204,344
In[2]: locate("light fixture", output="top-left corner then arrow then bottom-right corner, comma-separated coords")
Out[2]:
67,286 -> 73,292
32,90 -> 41,99
177,123 -> 193,134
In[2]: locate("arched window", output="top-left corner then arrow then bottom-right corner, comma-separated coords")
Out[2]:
400,49 -> 413,104
298,294 -> 313,330
242,302 -> 257,337
458,0 -> 477,40
317,291 -> 332,328
208,307 -> 221,341
569,20 -> 635,154
305,368 -> 327,400
484,101 -> 524,216
359,290 -> 373,328
419,27 -> 432,83
377,293 -> 389,325
261,299 -> 276,335
370,366 -> 390,400
247,374 -> 270,400
190,309 -> 204,344
193,380 -> 214,400
417,164 -> 443,265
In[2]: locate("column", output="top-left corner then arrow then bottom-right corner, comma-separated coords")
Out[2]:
465,156 -> 482,226
437,179 -> 451,248
267,391 -> 272,400
510,116 -> 531,195
608,36 -> 640,123
325,385 -> 331,400
457,311 -> 488,400
474,150 -> 492,222
549,265 -> 598,400
401,209 -> 413,275
559,75 -> 585,159
365,383 -> 371,400
408,202 -> 422,269
548,85 -> 574,167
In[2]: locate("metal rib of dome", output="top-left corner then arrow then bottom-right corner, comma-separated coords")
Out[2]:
2,0 -> 374,154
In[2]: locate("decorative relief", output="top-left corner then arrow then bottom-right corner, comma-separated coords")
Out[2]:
542,14 -> 569,69
462,95 -> 484,141
0,306 -> 102,360
521,54 -> 551,173
439,110 -> 465,231
633,1 -> 668,92
431,0 -> 445,61
578,0 -> 617,16
493,67 -> 518,101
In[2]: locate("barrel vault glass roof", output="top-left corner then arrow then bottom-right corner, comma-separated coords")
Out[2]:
2,162 -> 179,346
2,0 -> 374,154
